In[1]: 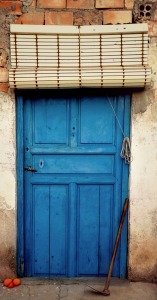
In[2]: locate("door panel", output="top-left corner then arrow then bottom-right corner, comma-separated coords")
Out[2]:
50,185 -> 68,276
79,97 -> 114,144
20,89 -> 130,277
34,98 -> 69,144
77,185 -> 99,276
77,184 -> 114,276
33,184 -> 68,276
33,154 -> 114,174
34,185 -> 49,275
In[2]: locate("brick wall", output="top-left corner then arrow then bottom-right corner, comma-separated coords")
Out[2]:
1,0 -> 157,93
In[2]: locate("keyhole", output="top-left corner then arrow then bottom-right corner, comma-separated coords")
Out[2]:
26,147 -> 29,151
73,127 -> 75,130
39,160 -> 44,168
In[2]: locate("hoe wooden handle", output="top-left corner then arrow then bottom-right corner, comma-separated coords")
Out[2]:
103,198 -> 129,294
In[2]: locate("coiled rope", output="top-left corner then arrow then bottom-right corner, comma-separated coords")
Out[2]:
107,96 -> 132,164
120,137 -> 131,164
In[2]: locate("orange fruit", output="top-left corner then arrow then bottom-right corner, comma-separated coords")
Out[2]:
4,278 -> 12,287
8,281 -> 14,288
13,278 -> 21,286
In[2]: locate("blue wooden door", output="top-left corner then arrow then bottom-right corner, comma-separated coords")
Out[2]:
21,89 -> 130,277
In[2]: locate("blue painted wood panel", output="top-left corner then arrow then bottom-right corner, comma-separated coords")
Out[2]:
77,184 -> 114,276
50,185 -> 68,276
79,97 -> 114,144
99,185 -> 113,275
77,185 -> 99,276
34,98 -> 69,144
34,185 -> 50,275
33,154 -> 114,174
20,89 -> 130,278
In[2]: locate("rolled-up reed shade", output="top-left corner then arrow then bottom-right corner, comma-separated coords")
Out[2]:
9,66 -> 151,89
9,24 -> 151,89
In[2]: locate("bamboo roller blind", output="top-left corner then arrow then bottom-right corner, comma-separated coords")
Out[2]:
9,24 -> 151,89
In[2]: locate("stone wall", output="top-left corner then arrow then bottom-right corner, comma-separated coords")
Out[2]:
0,0 -> 157,282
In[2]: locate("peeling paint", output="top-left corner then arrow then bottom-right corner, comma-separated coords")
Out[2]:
132,89 -> 154,115
0,171 -> 16,210
151,102 -> 157,122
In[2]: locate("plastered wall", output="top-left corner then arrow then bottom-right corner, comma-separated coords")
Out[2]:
0,0 -> 157,282
0,92 -> 16,279
129,36 -> 157,283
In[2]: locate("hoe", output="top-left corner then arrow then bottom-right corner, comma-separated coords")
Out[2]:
87,198 -> 129,296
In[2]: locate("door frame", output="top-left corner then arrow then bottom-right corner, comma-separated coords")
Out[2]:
16,90 -> 131,278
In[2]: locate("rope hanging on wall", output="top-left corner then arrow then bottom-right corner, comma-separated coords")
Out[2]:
107,96 -> 132,164
120,137 -> 131,164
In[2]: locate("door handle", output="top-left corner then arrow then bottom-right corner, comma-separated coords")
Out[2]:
24,167 -> 37,172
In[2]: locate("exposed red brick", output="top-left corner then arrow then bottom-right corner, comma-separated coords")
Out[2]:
30,0 -> 36,8
125,0 -> 134,9
37,0 -> 66,8
67,0 -> 94,9
0,68 -> 8,83
103,10 -> 132,24
15,12 -> 44,24
45,12 -> 73,25
96,0 -> 124,9
0,49 -> 7,68
74,11 -> 102,25
0,1 -> 22,15
0,83 -> 8,93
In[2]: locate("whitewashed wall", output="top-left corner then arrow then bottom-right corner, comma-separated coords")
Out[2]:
0,92 -> 16,279
129,37 -> 157,282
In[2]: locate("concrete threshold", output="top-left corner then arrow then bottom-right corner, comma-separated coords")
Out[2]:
0,278 -> 157,300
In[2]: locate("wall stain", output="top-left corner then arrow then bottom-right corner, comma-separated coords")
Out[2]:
132,90 -> 155,115
0,246 -> 16,281
129,238 -> 157,283
7,246 -> 16,273
150,208 -> 157,238
129,263 -> 157,283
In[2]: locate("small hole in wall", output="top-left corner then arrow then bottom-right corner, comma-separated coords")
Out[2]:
146,5 -> 151,11
140,5 -> 145,10
140,11 -> 144,17
146,12 -> 151,17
